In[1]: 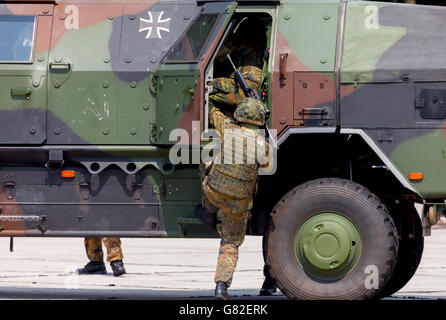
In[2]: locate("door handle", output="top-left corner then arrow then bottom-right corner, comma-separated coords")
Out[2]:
280,53 -> 288,79
298,108 -> 328,116
11,88 -> 32,99
49,62 -> 71,70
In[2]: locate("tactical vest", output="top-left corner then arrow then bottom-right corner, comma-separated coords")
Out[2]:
206,123 -> 269,200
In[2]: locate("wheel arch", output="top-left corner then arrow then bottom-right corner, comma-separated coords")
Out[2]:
249,128 -> 421,235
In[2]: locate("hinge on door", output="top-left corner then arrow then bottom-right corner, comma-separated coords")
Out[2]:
150,121 -> 163,143
150,74 -> 158,94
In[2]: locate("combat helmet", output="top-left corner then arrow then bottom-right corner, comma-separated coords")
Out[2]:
233,97 -> 266,126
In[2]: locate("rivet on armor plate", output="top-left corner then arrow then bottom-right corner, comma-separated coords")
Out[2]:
29,127 -> 36,135
59,15 -> 66,20
130,128 -> 137,135
143,103 -> 150,110
129,15 -> 135,20
37,56 -> 44,62
323,15 -> 331,20
33,81 -> 39,87
54,127 -> 61,135
102,128 -> 110,135
130,81 -> 137,88
103,81 -> 110,88
320,58 -> 327,64
280,117 -> 286,125
104,57 -> 110,63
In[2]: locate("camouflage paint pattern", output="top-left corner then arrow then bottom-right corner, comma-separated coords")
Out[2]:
84,237 -> 123,262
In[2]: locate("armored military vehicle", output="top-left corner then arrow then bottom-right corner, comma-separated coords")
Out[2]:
1,0 -> 445,299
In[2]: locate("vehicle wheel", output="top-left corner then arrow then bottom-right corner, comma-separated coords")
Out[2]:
264,178 -> 399,300
377,203 -> 424,298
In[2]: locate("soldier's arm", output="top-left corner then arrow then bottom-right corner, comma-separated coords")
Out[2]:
209,105 -> 231,136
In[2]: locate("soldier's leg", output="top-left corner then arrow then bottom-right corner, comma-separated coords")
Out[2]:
77,237 -> 107,275
102,237 -> 126,277
195,194 -> 219,229
84,237 -> 103,262
195,179 -> 219,229
214,209 -> 250,288
102,237 -> 123,262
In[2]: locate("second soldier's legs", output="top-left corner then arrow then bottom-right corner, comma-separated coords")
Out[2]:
78,237 -> 125,276
84,237 -> 104,262
77,237 -> 107,275
102,237 -> 123,262
102,237 -> 126,276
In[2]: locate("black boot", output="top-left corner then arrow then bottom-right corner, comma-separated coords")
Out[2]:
110,260 -> 126,277
259,278 -> 277,296
215,282 -> 230,300
77,261 -> 107,275
195,204 -> 217,229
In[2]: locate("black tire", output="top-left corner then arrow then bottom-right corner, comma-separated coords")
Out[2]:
264,178 -> 399,300
377,204 -> 424,298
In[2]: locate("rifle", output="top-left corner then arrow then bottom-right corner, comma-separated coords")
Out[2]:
227,54 -> 278,149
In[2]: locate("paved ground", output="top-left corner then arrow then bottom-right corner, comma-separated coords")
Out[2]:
0,227 -> 445,300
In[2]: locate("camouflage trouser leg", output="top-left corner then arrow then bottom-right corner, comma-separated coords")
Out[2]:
214,210 -> 249,287
84,237 -> 103,262
202,192 -> 219,215
84,237 -> 123,262
102,237 -> 123,262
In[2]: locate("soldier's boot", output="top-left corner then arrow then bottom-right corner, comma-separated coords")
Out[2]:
77,261 -> 107,275
195,204 -> 217,229
110,260 -> 126,277
259,278 -> 277,296
215,281 -> 230,300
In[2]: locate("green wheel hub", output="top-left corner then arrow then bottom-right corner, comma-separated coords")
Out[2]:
294,212 -> 363,281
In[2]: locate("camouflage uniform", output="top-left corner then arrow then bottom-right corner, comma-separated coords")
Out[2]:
201,19 -> 268,288
210,35 -> 264,114
84,237 -> 123,262
202,98 -> 269,287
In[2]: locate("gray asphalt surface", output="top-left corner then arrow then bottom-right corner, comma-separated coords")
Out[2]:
0,227 -> 445,300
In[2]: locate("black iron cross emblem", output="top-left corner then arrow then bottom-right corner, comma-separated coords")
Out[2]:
139,11 -> 171,39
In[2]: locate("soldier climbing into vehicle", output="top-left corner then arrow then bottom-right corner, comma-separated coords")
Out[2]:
195,16 -> 277,299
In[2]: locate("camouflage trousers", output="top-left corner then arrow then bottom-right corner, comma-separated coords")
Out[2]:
84,237 -> 123,262
202,192 -> 250,288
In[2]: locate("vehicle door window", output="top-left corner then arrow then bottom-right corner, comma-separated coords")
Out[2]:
0,15 -> 36,63
166,14 -> 219,63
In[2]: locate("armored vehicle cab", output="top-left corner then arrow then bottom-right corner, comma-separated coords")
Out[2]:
0,0 -> 444,299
